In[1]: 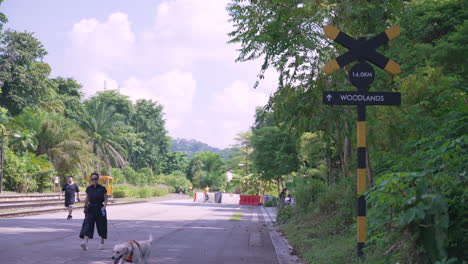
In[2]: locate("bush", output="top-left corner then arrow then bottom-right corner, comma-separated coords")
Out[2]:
112,190 -> 126,198
293,176 -> 327,212
113,184 -> 170,198
166,186 -> 175,193
111,168 -> 125,184
138,186 -> 152,198
32,170 -> 55,193
158,173 -> 191,191
123,167 -> 141,186
16,178 -> 37,193
113,184 -> 137,198
276,206 -> 294,224
152,186 -> 168,197
264,200 -> 277,207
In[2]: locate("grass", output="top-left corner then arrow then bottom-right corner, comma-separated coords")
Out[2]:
229,212 -> 244,221
278,178 -> 357,264
281,211 -> 356,264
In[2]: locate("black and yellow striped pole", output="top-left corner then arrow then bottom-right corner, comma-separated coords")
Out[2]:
321,25 -> 401,258
357,100 -> 367,256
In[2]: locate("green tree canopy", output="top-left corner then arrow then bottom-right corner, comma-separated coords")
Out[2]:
251,126 -> 298,182
10,108 -> 93,178
187,152 -> 226,189
129,99 -> 169,172
0,30 -> 61,115
51,77 -> 83,118
161,151 -> 189,175
79,99 -> 127,175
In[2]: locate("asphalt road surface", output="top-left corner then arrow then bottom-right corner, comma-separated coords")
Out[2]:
0,198 -> 279,264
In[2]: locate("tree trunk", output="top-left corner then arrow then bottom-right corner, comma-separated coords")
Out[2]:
335,120 -> 346,179
344,121 -> 351,177
277,179 -> 280,196
96,152 -> 101,175
326,144 -> 332,185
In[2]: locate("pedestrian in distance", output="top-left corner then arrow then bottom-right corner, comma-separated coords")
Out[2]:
279,188 -> 287,206
204,185 -> 210,202
284,194 -> 292,206
79,172 -> 108,251
61,176 -> 80,220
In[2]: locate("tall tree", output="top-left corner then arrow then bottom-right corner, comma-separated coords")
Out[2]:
129,99 -> 169,172
251,126 -> 298,193
186,152 -> 226,189
0,0 -> 7,32
228,0 -> 404,181
51,77 -> 83,118
0,30 -> 61,115
229,131 -> 253,174
161,151 -> 188,175
80,99 -> 127,175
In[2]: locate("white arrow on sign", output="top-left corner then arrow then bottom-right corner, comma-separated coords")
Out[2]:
326,94 -> 332,101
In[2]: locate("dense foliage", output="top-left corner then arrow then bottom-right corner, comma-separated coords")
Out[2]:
228,0 -> 467,262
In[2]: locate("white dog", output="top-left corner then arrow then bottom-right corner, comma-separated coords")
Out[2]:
112,235 -> 153,264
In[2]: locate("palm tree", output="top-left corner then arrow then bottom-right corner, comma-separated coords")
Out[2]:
79,99 -> 127,175
9,130 -> 38,153
46,117 -> 94,177
10,108 -> 94,177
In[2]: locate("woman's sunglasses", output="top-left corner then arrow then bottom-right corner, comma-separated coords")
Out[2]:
91,178 -> 98,181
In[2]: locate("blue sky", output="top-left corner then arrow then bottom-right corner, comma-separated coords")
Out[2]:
2,0 -> 277,148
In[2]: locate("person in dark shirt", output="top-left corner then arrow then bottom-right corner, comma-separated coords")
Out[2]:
79,172 -> 108,251
61,176 -> 80,220
279,188 -> 287,206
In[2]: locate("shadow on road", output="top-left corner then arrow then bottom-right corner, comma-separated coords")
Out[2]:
0,204 -> 277,264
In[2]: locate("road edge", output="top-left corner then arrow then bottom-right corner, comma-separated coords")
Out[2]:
261,206 -> 302,264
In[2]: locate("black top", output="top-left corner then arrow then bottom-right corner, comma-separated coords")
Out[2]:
86,184 -> 107,205
62,183 -> 79,202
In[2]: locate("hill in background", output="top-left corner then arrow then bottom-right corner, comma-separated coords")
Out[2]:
171,138 -> 235,160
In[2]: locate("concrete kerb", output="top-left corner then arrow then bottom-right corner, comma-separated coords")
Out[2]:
261,206 -> 302,264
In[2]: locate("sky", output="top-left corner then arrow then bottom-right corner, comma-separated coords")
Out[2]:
2,0 -> 278,149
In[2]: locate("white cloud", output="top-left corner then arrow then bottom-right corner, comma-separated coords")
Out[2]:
120,70 -> 197,130
67,12 -> 136,95
138,0 -> 237,68
205,80 -> 270,147
69,12 -> 135,65
63,1 -> 279,148
211,80 -> 268,115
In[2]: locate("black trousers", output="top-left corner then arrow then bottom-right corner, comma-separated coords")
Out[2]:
79,204 -> 107,239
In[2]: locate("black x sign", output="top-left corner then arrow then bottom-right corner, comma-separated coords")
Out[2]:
323,25 -> 401,75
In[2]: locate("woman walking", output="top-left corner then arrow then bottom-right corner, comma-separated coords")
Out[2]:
79,172 -> 108,250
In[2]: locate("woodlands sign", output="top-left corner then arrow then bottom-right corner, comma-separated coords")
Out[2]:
321,25 -> 402,258
323,91 -> 401,105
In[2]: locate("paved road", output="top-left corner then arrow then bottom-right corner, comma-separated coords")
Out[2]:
0,198 -> 278,264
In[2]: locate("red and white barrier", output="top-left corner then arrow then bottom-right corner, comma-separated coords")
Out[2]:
193,192 -> 260,206
220,193 -> 240,204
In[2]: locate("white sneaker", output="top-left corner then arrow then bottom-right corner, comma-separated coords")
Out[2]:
80,242 -> 88,251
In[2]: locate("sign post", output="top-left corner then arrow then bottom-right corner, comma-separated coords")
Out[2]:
321,25 -> 401,257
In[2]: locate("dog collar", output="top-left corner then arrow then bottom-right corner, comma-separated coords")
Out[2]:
124,240 -> 141,263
